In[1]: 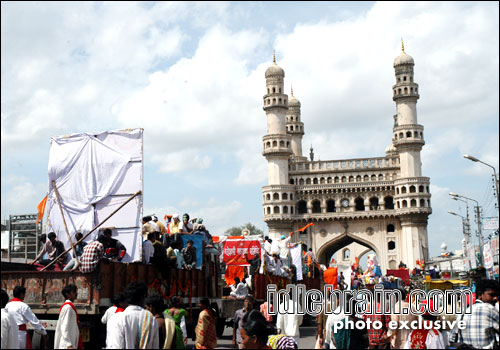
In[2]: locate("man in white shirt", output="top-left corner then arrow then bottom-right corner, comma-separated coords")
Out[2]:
108,281 -> 159,349
229,277 -> 248,299
142,233 -> 155,264
268,254 -> 283,276
55,284 -> 82,349
264,236 -> 272,255
276,293 -> 303,345
1,288 -> 19,349
278,234 -> 291,267
5,286 -> 48,349
179,213 -> 194,233
104,293 -> 127,349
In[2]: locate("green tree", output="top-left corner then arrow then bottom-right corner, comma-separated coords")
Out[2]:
224,222 -> 264,236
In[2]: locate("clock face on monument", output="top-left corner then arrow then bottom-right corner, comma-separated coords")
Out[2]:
341,199 -> 349,208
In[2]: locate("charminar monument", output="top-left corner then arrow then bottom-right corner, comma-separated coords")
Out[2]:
261,43 -> 432,272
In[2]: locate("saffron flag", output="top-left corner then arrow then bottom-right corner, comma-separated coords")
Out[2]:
36,194 -> 48,224
298,222 -> 314,232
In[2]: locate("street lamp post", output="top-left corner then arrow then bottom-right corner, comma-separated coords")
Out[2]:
450,192 -> 484,266
464,155 -> 500,218
450,197 -> 471,245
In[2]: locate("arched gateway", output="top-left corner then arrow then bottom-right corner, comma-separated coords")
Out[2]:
261,45 -> 432,273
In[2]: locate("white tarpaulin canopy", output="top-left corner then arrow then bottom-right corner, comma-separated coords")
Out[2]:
46,128 -> 143,262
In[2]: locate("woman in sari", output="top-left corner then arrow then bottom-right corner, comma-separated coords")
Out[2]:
194,297 -> 217,349
164,296 -> 187,349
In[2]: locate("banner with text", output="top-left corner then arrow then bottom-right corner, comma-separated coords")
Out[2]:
223,239 -> 261,266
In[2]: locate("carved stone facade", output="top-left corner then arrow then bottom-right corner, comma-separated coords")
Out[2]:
261,47 -> 431,272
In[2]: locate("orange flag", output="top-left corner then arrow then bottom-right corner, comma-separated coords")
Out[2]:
36,194 -> 48,224
298,222 -> 314,232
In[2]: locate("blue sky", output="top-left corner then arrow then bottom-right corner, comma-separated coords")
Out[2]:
1,2 -> 499,259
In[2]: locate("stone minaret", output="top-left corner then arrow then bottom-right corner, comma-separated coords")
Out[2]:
392,41 -> 432,268
262,53 -> 294,239
286,87 -> 306,161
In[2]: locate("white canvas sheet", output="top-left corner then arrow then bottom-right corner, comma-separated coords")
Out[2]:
46,129 -> 143,262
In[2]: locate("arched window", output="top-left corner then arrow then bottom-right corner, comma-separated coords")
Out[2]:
306,178 -> 311,185
327,177 -> 332,184
419,185 -> 424,193
378,174 -> 384,181
279,140 -> 284,147
290,194 -> 293,200
266,142 -> 271,148
272,87 -> 276,93
371,174 -> 376,181
404,87 -> 408,94
356,175 -> 362,182
343,249 -> 350,260
312,200 -> 321,213
299,178 -> 304,185
401,186 -> 407,194
313,178 -> 318,184
420,199 -> 426,207
273,193 -> 279,200
355,197 -> 365,211
388,241 -> 396,250
411,199 -> 417,207
364,175 -> 369,182
282,193 -> 288,200
272,141 -> 277,147
266,194 -> 271,201
283,206 -> 288,214
349,176 -> 354,182
369,197 -> 379,210
291,206 -> 294,214
341,176 -> 347,183
410,185 -> 416,193
396,188 -> 400,195
327,200 -> 336,213
320,177 -> 325,184
399,132 -> 404,139
297,201 -> 307,214
273,206 -> 280,214
407,131 -> 412,138
334,177 -> 339,183
289,179 -> 294,185
387,224 -> 395,232
402,200 -> 408,208
397,201 -> 401,208
267,207 -> 271,214
384,196 -> 394,210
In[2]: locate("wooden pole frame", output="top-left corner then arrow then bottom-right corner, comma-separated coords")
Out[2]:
41,190 -> 142,271
51,180 -> 80,266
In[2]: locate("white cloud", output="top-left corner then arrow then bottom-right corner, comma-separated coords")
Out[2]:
152,149 -> 212,174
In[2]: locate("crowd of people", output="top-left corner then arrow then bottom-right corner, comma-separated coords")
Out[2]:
314,278 -> 499,349
0,281 -> 219,349
29,212 -> 217,275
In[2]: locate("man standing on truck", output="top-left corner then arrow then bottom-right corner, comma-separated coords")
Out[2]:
54,284 -> 83,349
5,286 -> 48,349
